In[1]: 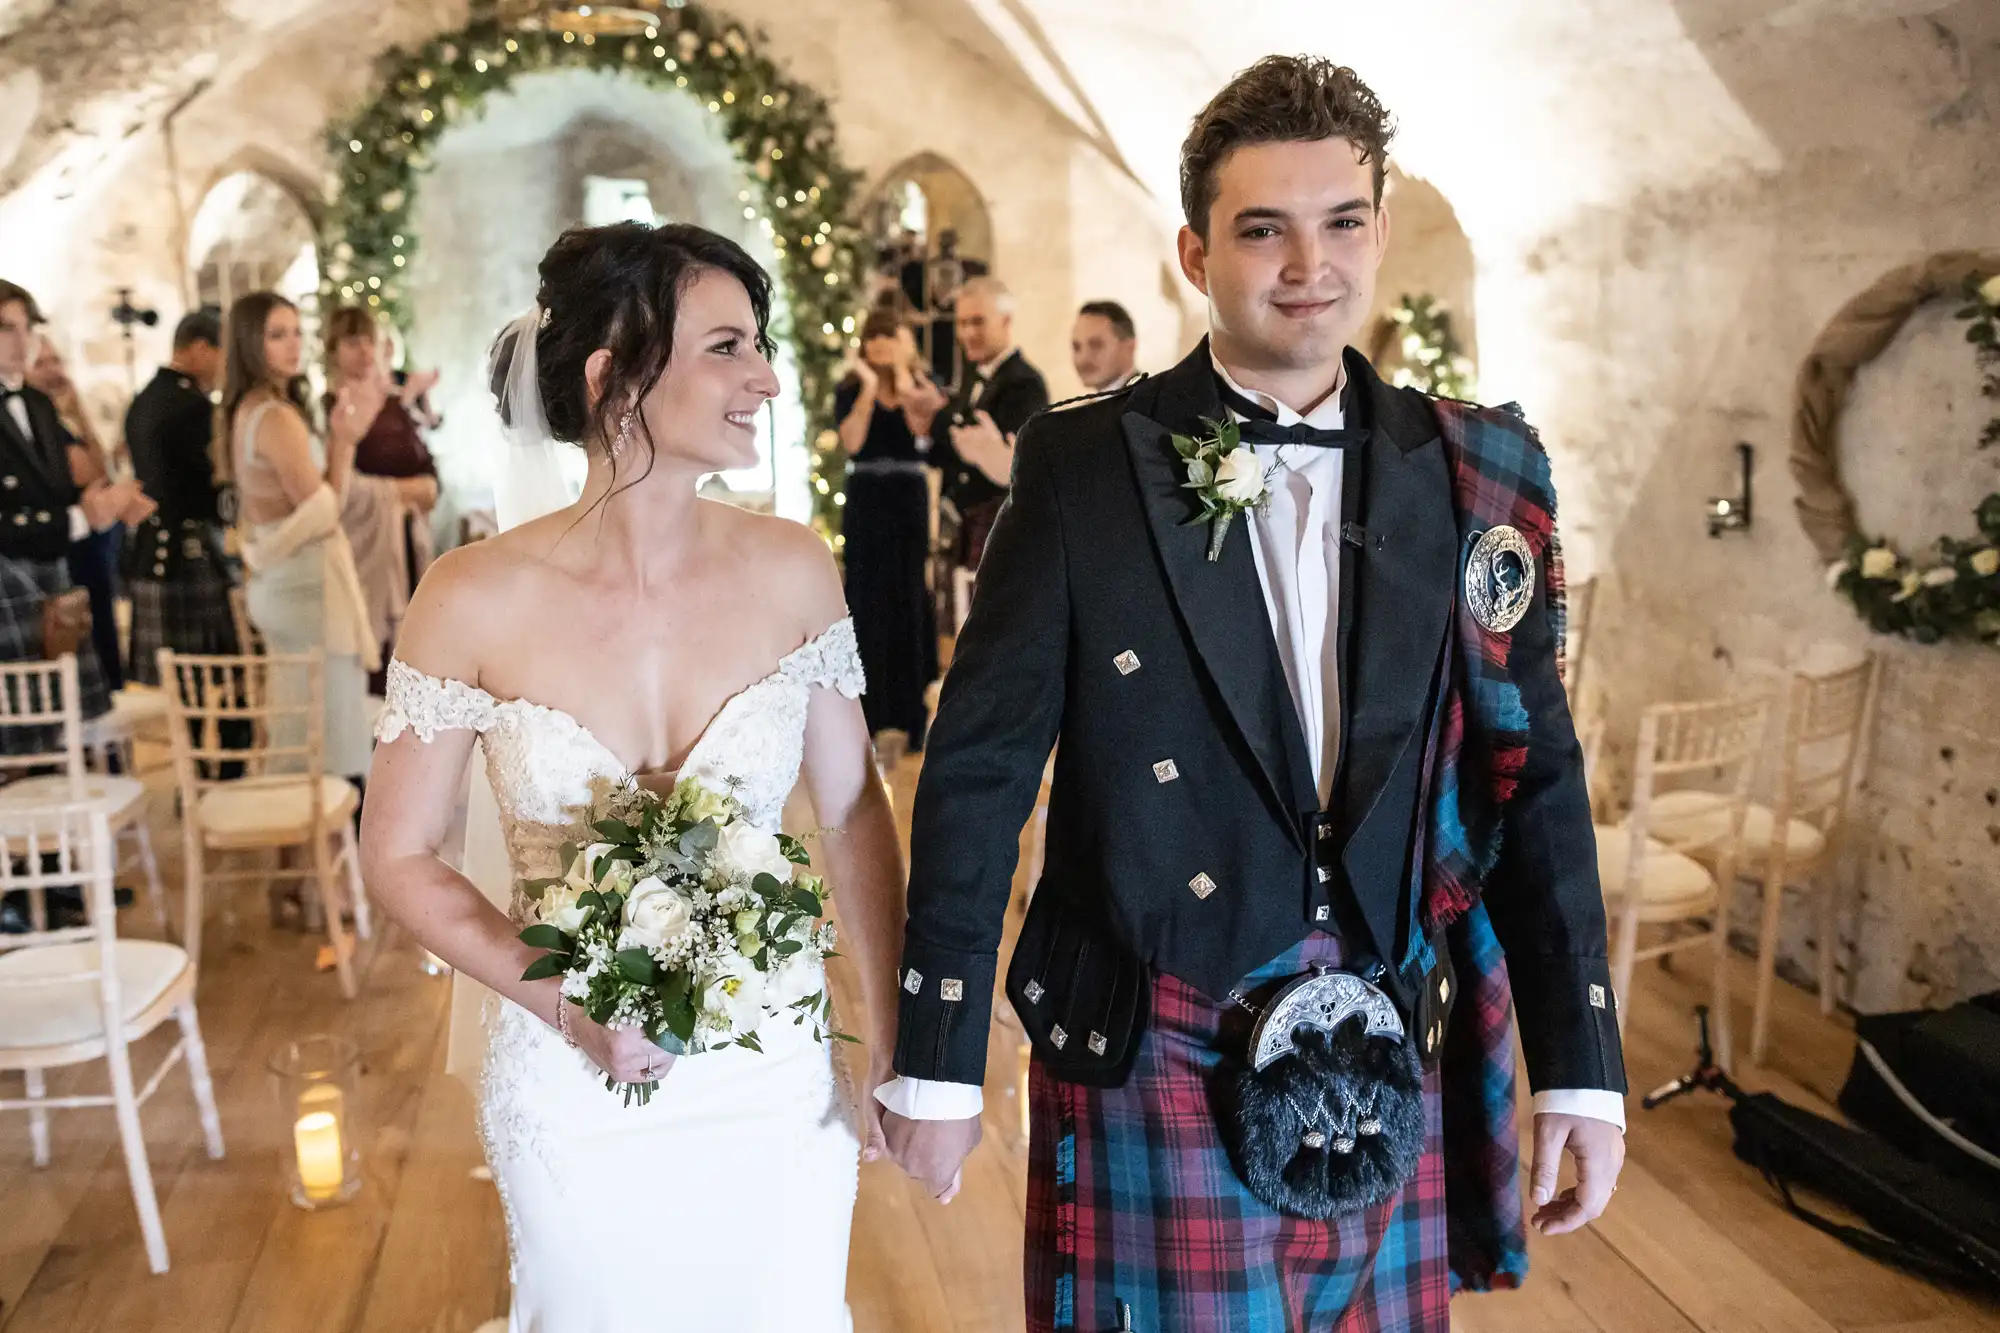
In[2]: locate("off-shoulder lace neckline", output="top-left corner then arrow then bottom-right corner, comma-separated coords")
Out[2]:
385,615 -> 856,781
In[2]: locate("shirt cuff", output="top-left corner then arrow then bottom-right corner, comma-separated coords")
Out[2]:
1532,1087 -> 1627,1132
873,1075 -> 984,1120
67,506 -> 91,541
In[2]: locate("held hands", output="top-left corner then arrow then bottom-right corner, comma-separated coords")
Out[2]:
80,478 -> 150,531
1529,1111 -> 1625,1235
882,1109 -> 981,1204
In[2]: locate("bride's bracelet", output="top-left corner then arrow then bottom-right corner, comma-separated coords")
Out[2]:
553,996 -> 579,1049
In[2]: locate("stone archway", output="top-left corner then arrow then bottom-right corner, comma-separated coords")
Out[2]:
320,2 -> 866,537
1364,166 -> 1478,395
862,151 -> 995,385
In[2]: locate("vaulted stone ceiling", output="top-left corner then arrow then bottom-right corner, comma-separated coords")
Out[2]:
2,0 -> 1991,241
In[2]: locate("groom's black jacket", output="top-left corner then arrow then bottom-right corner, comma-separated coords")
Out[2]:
893,342 -> 1622,1098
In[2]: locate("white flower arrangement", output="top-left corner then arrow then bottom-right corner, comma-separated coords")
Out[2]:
1170,417 -> 1273,562
517,776 -> 847,1105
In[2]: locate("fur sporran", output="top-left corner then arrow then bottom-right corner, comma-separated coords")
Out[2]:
1216,1001 -> 1427,1219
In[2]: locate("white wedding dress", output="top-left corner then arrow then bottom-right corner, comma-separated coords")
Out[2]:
375,619 -> 866,1332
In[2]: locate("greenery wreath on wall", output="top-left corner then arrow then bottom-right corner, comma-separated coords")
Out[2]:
319,4 -> 866,538
1792,255 -> 2000,647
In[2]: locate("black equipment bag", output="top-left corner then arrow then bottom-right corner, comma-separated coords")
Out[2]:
1727,1089 -> 2000,1296
1837,992 -> 2000,1189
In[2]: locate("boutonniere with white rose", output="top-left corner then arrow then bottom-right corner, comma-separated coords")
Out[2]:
1170,416 -> 1274,562
516,775 -> 849,1106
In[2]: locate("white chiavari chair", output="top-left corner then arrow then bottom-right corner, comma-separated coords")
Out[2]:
1596,692 -> 1771,1069
0,799 -> 224,1273
158,649 -> 370,998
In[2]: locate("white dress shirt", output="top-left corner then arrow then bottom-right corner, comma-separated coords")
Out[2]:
876,359 -> 1624,1133
1,377 -> 92,542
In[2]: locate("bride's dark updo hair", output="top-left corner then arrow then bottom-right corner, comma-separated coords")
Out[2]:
491,221 -> 775,463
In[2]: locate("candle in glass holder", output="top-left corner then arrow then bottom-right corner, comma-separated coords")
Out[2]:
294,1084 -> 346,1201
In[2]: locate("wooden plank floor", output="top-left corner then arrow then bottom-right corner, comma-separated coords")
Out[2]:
2,746 -> 1997,1332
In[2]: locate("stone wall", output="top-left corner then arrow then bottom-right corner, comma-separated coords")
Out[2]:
1530,8 -> 2000,1010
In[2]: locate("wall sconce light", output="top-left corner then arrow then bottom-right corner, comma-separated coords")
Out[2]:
1706,442 -> 1754,537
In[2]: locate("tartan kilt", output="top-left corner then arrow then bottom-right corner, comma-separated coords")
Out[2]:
1026,934 -> 1450,1333
0,555 -> 111,757
125,562 -> 241,687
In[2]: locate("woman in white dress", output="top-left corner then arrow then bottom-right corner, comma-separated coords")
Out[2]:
360,223 -> 906,1332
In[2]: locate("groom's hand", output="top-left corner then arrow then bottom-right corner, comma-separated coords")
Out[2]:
1529,1112 -> 1625,1235
882,1110 -> 982,1204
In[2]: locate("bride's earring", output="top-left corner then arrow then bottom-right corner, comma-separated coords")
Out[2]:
610,412 -> 635,458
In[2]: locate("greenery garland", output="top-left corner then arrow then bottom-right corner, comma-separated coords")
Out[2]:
1827,275 -> 2000,647
1386,293 -> 1476,401
319,4 -> 865,538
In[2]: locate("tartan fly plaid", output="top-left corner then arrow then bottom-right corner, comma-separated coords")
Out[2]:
1026,934 -> 1450,1333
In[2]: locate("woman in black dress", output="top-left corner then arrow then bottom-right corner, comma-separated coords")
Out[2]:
835,310 -> 942,752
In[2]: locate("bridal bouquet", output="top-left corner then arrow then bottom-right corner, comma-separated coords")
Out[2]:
516,776 -> 847,1105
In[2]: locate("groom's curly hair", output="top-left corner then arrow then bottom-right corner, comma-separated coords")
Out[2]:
492,221 -> 775,494
1180,56 -> 1397,239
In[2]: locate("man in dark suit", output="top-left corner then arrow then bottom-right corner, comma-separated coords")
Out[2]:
124,306 -> 238,686
909,274 -> 1048,569
0,280 -> 149,731
878,58 -> 1626,1331
1070,298 -> 1145,392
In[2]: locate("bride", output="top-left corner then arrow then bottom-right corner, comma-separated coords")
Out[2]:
360,221 -> 905,1331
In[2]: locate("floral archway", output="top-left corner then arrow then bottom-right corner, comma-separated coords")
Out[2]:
318,5 -> 865,536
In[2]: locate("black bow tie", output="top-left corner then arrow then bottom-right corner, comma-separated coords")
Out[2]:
1215,376 -> 1366,449
0,387 -> 21,401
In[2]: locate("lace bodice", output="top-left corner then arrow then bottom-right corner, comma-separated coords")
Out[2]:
376,618 -> 864,919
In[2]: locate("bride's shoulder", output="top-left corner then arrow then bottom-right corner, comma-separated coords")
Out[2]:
707,502 -> 844,620
398,537 -> 550,681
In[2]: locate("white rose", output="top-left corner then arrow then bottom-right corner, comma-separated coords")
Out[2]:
1891,570 -> 1922,603
1213,449 -> 1267,506
1981,273 -> 2000,306
538,883 -> 590,935
1972,547 -> 2000,578
620,876 -> 693,951
567,843 -> 627,893
713,821 -> 794,885
1921,566 -> 1958,588
1859,547 -> 1899,580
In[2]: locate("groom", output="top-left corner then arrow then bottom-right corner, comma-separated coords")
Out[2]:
879,56 -> 1627,1331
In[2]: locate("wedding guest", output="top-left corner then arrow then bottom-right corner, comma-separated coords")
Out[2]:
835,310 -> 940,752
1070,300 -> 1144,392
124,306 -> 239,685
28,337 -> 129,692
219,291 -> 380,786
323,305 -> 439,689
911,275 -> 1048,569
0,280 -> 149,740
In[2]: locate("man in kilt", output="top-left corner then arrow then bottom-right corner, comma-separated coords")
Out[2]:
880,59 -> 1628,1330
123,306 -> 239,686
0,280 -> 145,757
